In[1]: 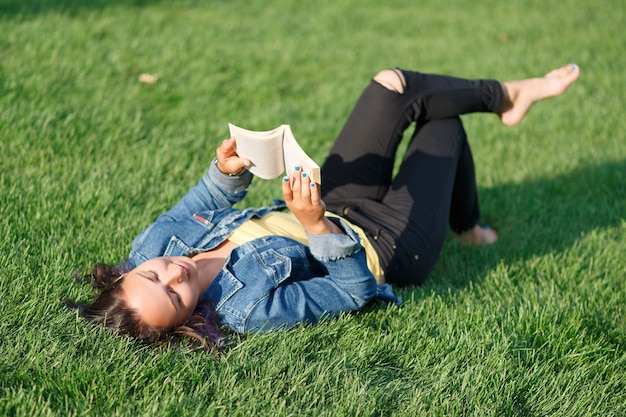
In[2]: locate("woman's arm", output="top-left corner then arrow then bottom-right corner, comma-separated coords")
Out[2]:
243,170 -> 377,331
244,249 -> 378,333
156,138 -> 253,221
210,169 -> 396,333
214,233 -> 378,334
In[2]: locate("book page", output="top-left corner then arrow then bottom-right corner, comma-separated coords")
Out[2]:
282,125 -> 321,184
228,123 -> 286,179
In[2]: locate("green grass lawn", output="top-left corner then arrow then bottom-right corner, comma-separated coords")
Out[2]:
1,0 -> 625,415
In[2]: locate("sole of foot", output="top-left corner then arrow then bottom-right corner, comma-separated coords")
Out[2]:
455,225 -> 498,245
499,63 -> 580,126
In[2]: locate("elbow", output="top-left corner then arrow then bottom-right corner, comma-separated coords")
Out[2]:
348,276 -> 378,309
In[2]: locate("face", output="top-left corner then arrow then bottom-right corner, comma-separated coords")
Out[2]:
120,256 -> 201,329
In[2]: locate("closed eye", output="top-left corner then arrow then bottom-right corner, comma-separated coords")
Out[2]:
147,270 -> 159,282
168,288 -> 182,309
142,271 -> 180,311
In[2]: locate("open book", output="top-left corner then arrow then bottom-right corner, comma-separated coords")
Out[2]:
228,123 -> 321,184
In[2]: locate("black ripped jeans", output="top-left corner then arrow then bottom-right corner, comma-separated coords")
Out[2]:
321,69 -> 505,287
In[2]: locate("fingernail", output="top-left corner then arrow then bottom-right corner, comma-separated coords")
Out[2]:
301,172 -> 307,178
295,166 -> 300,171
283,176 -> 289,182
570,63 -> 576,71
310,182 -> 315,187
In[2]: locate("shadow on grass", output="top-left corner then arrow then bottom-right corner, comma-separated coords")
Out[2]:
407,158 -> 625,295
0,0 -> 166,17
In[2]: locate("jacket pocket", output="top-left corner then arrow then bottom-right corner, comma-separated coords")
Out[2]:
163,236 -> 194,257
257,248 -> 296,286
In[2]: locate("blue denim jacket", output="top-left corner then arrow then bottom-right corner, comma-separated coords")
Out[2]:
128,159 -> 400,333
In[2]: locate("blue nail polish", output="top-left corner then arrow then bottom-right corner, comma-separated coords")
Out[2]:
295,166 -> 300,171
301,172 -> 307,178
283,176 -> 289,182
310,182 -> 315,187
570,63 -> 576,70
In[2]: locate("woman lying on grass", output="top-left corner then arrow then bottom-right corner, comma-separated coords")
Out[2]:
68,63 -> 580,352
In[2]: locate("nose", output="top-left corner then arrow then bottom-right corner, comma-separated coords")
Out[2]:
164,263 -> 185,285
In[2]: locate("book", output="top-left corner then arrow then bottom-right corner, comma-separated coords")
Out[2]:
228,123 -> 321,184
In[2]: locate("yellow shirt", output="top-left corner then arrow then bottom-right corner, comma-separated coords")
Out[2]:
228,211 -> 384,283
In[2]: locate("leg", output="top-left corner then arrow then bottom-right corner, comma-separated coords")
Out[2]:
322,63 -> 580,205
322,68 -> 505,207
372,117 -> 472,286
448,138 -> 480,233
329,117 -> 489,286
449,141 -> 499,244
323,64 -> 580,286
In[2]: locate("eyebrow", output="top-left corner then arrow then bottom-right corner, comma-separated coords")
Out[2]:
138,272 -> 179,311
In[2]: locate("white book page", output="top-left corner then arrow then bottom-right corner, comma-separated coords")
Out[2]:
282,125 -> 321,184
228,123 -> 286,179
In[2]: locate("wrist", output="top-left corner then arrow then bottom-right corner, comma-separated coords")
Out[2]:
214,159 -> 246,177
304,218 -> 344,235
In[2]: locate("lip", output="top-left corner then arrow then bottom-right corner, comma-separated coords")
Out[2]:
174,262 -> 191,279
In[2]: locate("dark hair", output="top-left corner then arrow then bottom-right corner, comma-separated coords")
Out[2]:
66,262 -> 229,353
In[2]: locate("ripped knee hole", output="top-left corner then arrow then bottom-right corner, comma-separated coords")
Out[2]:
373,69 -> 406,94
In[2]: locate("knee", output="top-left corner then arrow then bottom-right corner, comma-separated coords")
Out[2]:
373,69 -> 406,94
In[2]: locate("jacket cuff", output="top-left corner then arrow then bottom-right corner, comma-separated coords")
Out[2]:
209,157 -> 253,195
306,218 -> 363,261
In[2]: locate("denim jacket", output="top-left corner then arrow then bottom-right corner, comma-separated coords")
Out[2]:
128,159 -> 400,333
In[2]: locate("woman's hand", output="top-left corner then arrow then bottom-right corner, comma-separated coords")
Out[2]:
215,137 -> 250,176
282,168 -> 344,235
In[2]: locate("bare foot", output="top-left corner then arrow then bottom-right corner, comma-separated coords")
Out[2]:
455,225 -> 498,245
499,63 -> 580,126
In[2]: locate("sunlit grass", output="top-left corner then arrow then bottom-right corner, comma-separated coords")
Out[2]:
1,0 -> 624,415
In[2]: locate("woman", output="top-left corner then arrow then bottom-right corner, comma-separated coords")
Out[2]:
68,63 -> 580,351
